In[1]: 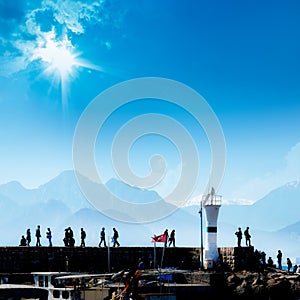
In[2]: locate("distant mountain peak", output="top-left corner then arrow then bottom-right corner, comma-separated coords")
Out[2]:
105,178 -> 162,204
38,170 -> 76,188
1,180 -> 26,191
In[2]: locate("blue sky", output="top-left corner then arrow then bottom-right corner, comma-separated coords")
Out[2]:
0,0 -> 299,204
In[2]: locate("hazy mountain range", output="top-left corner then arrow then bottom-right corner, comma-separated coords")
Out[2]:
0,170 -> 300,262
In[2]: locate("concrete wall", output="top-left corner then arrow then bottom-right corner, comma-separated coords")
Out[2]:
0,247 -> 200,273
219,246 -> 255,271
0,246 -> 255,273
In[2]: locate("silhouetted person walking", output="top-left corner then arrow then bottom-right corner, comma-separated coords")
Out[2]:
46,228 -> 52,247
244,227 -> 251,246
99,227 -> 106,247
164,229 -> 169,247
235,227 -> 242,247
26,229 -> 31,246
277,250 -> 282,269
168,229 -> 175,247
36,225 -> 41,246
80,228 -> 86,247
113,228 -> 120,247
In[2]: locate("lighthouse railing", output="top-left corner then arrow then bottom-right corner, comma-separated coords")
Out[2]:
202,194 -> 222,206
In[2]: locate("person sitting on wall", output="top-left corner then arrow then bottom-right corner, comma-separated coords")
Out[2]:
293,264 -> 298,273
19,235 -> 27,246
267,257 -> 274,267
261,251 -> 266,265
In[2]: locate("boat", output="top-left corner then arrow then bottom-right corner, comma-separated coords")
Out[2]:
0,271 -> 111,300
0,269 -> 181,300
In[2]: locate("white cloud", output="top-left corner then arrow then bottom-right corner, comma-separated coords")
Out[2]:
0,0 -> 119,76
30,0 -> 107,35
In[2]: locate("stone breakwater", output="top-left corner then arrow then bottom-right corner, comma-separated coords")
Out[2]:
0,246 -> 299,299
0,246 -> 201,273
0,246 -> 256,273
225,269 -> 300,300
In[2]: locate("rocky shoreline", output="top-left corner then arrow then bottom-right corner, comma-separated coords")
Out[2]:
224,268 -> 300,300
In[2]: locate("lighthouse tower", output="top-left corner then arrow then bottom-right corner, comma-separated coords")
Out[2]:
202,187 -> 222,269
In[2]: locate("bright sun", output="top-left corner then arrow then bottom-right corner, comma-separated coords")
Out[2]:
33,32 -> 78,80
47,45 -> 76,77
32,31 -> 102,108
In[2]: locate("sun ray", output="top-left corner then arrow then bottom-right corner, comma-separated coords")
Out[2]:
32,30 -> 102,110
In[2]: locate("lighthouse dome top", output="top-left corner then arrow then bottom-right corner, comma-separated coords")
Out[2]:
202,187 -> 222,206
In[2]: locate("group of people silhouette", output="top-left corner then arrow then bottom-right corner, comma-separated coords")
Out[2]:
19,225 -> 121,248
258,249 -> 297,273
19,226 -> 52,247
235,226 -> 251,247
234,228 -> 296,272
163,229 -> 176,247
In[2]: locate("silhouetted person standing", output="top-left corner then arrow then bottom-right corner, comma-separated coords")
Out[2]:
164,229 -> 169,247
168,229 -> 175,247
261,251 -> 266,265
26,229 -> 31,246
277,250 -> 282,269
80,228 -> 86,247
68,227 -> 75,247
46,228 -> 52,247
244,227 -> 251,246
287,258 -> 292,273
63,228 -> 69,246
99,227 -> 106,247
113,228 -> 120,247
36,225 -> 41,246
235,227 -> 242,247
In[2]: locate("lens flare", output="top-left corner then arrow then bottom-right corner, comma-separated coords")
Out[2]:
33,32 -> 78,79
32,31 -> 102,109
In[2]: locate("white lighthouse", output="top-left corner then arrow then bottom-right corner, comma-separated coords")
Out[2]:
202,187 -> 222,269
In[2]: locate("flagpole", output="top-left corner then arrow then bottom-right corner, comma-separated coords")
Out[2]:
199,199 -> 204,270
160,246 -> 165,269
154,242 -> 157,269
107,235 -> 111,272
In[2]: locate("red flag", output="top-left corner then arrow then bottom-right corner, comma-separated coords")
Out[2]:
151,233 -> 166,243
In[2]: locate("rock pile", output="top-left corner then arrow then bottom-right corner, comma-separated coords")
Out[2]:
225,268 -> 300,300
